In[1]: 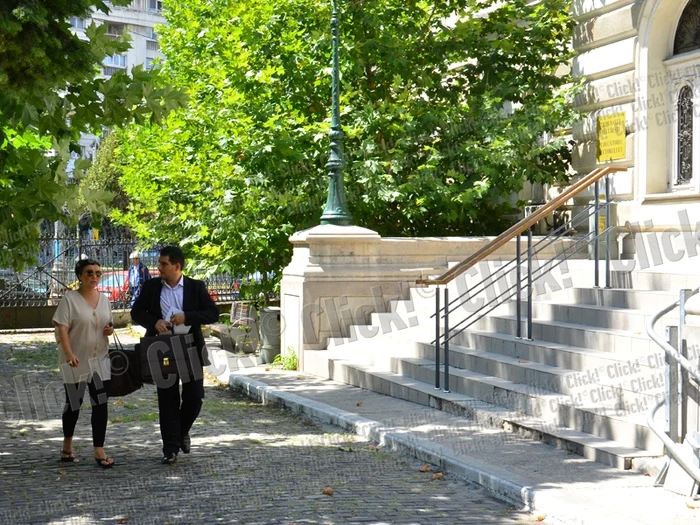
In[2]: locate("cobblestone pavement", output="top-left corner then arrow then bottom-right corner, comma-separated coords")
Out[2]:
0,331 -> 546,525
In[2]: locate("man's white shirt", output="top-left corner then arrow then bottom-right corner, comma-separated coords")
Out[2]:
161,276 -> 191,334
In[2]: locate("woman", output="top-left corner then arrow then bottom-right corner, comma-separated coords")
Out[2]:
53,258 -> 115,468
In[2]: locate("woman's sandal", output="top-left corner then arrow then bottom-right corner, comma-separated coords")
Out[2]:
60,450 -> 79,463
94,456 -> 115,469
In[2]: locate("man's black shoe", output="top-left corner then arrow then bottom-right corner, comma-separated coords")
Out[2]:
162,452 -> 178,465
180,434 -> 191,454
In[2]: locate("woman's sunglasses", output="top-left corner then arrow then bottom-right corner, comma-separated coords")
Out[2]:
85,270 -> 103,277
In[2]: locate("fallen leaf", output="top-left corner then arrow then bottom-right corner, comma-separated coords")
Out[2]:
58,470 -> 67,476
419,464 -> 430,472
518,360 -> 528,364
535,515 -> 546,522
367,444 -> 379,451
687,501 -> 698,509
265,368 -> 271,372
356,401 -> 363,407
338,446 -> 353,452
322,487 -> 334,496
113,398 -> 124,405
118,518 -> 131,524
431,472 -> 444,481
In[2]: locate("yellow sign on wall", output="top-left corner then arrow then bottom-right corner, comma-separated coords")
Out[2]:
596,112 -> 626,162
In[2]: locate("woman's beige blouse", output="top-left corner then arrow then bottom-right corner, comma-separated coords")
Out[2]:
53,291 -> 113,384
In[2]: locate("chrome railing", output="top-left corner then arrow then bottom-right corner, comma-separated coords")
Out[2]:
646,288 -> 700,492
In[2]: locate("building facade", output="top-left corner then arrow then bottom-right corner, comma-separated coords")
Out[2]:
573,0 -> 700,234
68,0 -> 166,158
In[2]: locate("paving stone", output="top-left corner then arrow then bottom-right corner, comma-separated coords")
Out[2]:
0,331 -> 538,525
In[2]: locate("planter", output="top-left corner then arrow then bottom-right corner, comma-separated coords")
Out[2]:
231,326 -> 257,354
218,328 -> 235,352
259,306 -> 281,364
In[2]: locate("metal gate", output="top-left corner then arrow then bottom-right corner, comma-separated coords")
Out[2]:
0,234 -> 238,310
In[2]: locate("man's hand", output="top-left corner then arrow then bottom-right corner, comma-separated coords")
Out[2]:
170,312 -> 186,326
103,324 -> 114,336
155,319 -> 172,333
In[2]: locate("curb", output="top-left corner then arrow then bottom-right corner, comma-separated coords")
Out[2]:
228,373 -> 534,509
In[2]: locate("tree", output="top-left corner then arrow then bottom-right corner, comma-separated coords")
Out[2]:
114,0 -> 578,293
0,0 -> 186,269
77,131 -> 128,218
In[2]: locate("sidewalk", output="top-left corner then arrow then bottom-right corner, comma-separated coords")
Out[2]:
213,358 -> 700,525
0,331 -> 537,524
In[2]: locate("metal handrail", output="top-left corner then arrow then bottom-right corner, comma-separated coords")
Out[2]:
430,222 -> 614,346
646,288 -> 700,486
417,165 -> 627,286
424,164 -> 626,391
434,201 -> 607,320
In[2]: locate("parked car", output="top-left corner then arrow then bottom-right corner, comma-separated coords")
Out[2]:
97,271 -> 129,304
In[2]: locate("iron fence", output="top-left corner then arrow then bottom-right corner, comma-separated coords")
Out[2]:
0,236 -> 241,309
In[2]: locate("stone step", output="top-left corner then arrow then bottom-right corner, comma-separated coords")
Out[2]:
366,306 -> 667,357
502,300 -> 679,333
454,328 -> 668,376
303,350 -> 659,470
552,287 -> 680,310
319,336 -> 664,453
328,329 -> 664,410
411,341 -> 663,410
472,315 -> 658,355
393,287 -> 684,340
396,357 -> 663,455
562,262 -> 700,291
401,269 -> 698,320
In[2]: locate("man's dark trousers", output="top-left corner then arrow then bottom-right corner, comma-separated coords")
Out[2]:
131,275 -> 219,457
158,375 -> 204,456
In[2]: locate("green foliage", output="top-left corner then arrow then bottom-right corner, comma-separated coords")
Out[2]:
77,132 -> 127,219
0,0 -> 187,270
114,0 -> 578,291
272,349 -> 298,371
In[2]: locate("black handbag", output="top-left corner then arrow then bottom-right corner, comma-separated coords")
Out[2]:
138,333 -> 203,388
108,331 -> 144,397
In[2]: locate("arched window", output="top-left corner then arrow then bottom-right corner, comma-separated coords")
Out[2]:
675,0 -> 700,55
667,1 -> 700,190
677,86 -> 694,185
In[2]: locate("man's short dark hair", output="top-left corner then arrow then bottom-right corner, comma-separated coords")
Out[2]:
75,258 -> 100,278
160,246 -> 185,270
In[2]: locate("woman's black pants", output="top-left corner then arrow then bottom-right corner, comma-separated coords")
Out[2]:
62,378 -> 111,447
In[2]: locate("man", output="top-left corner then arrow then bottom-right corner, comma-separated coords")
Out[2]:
127,251 -> 150,306
131,246 -> 219,464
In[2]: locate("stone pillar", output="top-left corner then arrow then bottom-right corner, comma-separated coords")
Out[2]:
281,225 -> 385,371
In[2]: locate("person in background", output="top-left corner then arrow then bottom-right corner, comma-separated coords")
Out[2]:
53,258 -> 115,468
127,250 -> 150,306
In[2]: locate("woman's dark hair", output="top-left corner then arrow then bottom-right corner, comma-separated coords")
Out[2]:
75,258 -> 100,278
160,246 -> 185,270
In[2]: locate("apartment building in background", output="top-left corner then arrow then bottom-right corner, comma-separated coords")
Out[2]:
68,0 -> 166,159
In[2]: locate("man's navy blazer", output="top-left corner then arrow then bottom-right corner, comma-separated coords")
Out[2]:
131,276 -> 219,365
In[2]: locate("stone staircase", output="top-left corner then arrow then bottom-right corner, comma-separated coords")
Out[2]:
304,261 -> 700,471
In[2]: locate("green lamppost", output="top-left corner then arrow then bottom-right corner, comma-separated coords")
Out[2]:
320,0 -> 352,226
